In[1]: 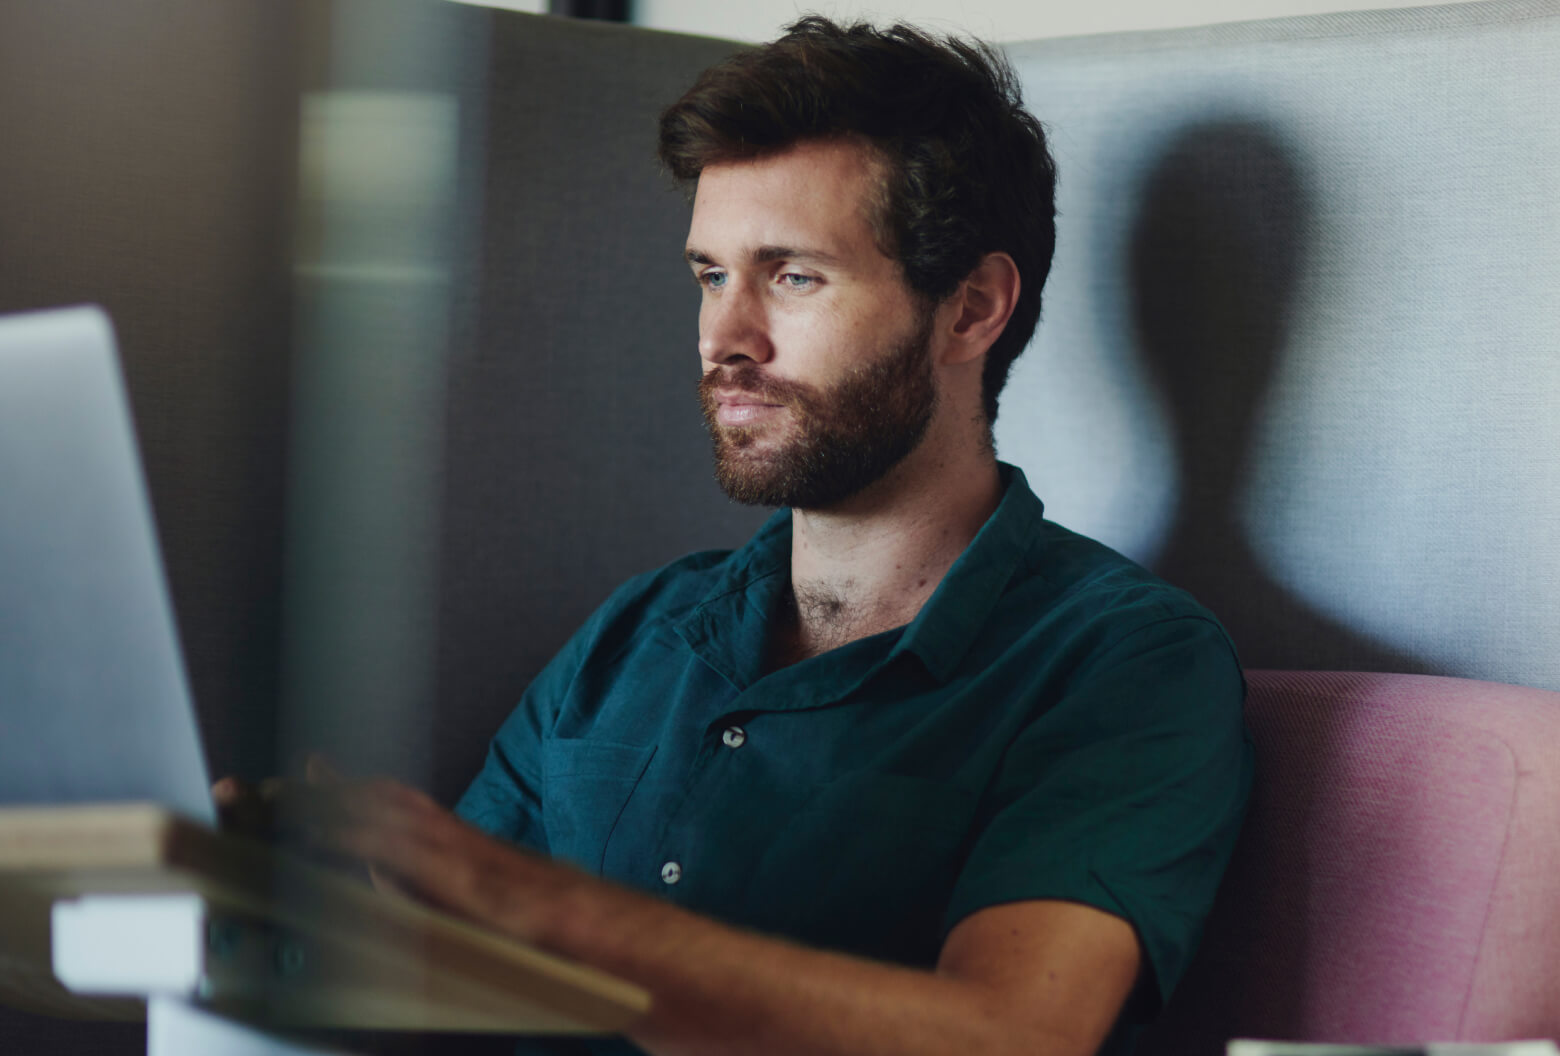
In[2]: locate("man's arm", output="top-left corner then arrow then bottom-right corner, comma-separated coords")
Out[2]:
318,776 -> 1141,1056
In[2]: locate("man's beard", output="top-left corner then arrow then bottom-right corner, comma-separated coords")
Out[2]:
698,314 -> 937,509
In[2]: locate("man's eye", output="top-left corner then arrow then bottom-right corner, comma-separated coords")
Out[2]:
700,271 -> 727,290
778,273 -> 817,290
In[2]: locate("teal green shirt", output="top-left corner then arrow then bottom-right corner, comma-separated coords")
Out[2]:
457,465 -> 1252,1052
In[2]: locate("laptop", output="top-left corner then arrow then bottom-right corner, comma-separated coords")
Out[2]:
0,305 -> 214,825
0,307 -> 660,1033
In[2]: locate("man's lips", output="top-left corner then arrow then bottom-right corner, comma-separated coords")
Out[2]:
712,390 -> 786,427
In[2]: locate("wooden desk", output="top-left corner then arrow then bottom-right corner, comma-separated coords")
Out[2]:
0,803 -> 649,1038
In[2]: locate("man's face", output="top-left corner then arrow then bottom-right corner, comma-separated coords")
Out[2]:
686,139 -> 938,509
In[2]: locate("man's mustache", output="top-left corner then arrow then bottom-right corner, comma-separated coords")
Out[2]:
699,364 -> 814,408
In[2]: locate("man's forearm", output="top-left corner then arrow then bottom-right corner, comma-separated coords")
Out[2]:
534,878 -> 1063,1056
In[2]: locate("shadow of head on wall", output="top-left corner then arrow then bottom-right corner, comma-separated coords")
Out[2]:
1127,118 -> 1427,674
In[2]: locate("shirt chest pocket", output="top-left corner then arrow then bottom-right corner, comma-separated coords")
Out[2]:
744,772 -> 979,965
541,738 -> 656,875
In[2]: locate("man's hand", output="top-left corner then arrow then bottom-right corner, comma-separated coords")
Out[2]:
211,760 -> 372,879
211,755 -> 351,840
213,759 -> 588,941
282,767 -> 587,943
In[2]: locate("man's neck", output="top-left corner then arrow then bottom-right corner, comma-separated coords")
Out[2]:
768,445 -> 1003,669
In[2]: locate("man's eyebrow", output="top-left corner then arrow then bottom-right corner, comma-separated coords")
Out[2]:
752,245 -> 843,265
683,245 -> 843,267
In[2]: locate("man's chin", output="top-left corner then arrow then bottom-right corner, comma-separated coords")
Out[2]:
712,448 -> 791,507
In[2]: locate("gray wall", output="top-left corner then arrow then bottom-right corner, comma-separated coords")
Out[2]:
1000,0 -> 1560,690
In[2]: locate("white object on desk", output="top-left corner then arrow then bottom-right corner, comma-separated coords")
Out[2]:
52,894 -> 206,995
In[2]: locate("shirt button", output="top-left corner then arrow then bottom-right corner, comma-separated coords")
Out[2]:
660,861 -> 682,885
721,725 -> 747,749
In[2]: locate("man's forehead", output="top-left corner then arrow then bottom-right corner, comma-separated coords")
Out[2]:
685,140 -> 886,262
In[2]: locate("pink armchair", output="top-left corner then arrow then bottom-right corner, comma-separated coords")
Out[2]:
1141,671 -> 1560,1053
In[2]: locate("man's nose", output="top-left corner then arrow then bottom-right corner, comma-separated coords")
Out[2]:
699,284 -> 773,366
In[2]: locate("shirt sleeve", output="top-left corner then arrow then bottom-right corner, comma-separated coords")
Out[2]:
453,608 -> 610,852
454,683 -> 556,853
453,552 -> 730,856
942,614 -> 1253,1013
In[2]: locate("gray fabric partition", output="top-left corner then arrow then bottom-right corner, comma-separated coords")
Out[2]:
999,0 -> 1560,691
0,0 -> 298,798
427,14 -> 766,806
1,7 -> 754,1051
0,4 -> 299,1052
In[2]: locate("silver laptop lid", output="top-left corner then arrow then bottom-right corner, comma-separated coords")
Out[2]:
0,305 -> 214,824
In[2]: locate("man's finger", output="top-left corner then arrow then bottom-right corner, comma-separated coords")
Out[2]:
211,776 -> 246,804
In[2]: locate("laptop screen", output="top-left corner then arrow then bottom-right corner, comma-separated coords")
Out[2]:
0,305 -> 214,824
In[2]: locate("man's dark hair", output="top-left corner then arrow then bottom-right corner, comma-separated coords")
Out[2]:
658,16 -> 1057,426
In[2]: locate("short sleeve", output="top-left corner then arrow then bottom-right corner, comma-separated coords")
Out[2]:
942,615 -> 1253,1012
453,551 -> 736,856
454,608 -> 609,851
455,686 -> 556,852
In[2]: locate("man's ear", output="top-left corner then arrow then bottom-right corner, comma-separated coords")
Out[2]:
941,252 -> 1020,366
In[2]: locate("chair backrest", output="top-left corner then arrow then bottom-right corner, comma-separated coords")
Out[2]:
1140,670 -> 1560,1052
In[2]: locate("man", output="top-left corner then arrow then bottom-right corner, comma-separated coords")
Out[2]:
248,18 -> 1252,1056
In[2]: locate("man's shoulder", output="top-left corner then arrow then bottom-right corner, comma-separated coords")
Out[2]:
595,545 -> 752,627
1015,519 -> 1237,658
1025,520 -> 1186,600
594,507 -> 789,628
986,464 -> 1222,639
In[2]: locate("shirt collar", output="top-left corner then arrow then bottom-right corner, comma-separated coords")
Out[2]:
888,463 -> 1046,682
672,509 -> 791,689
675,463 -> 1046,688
